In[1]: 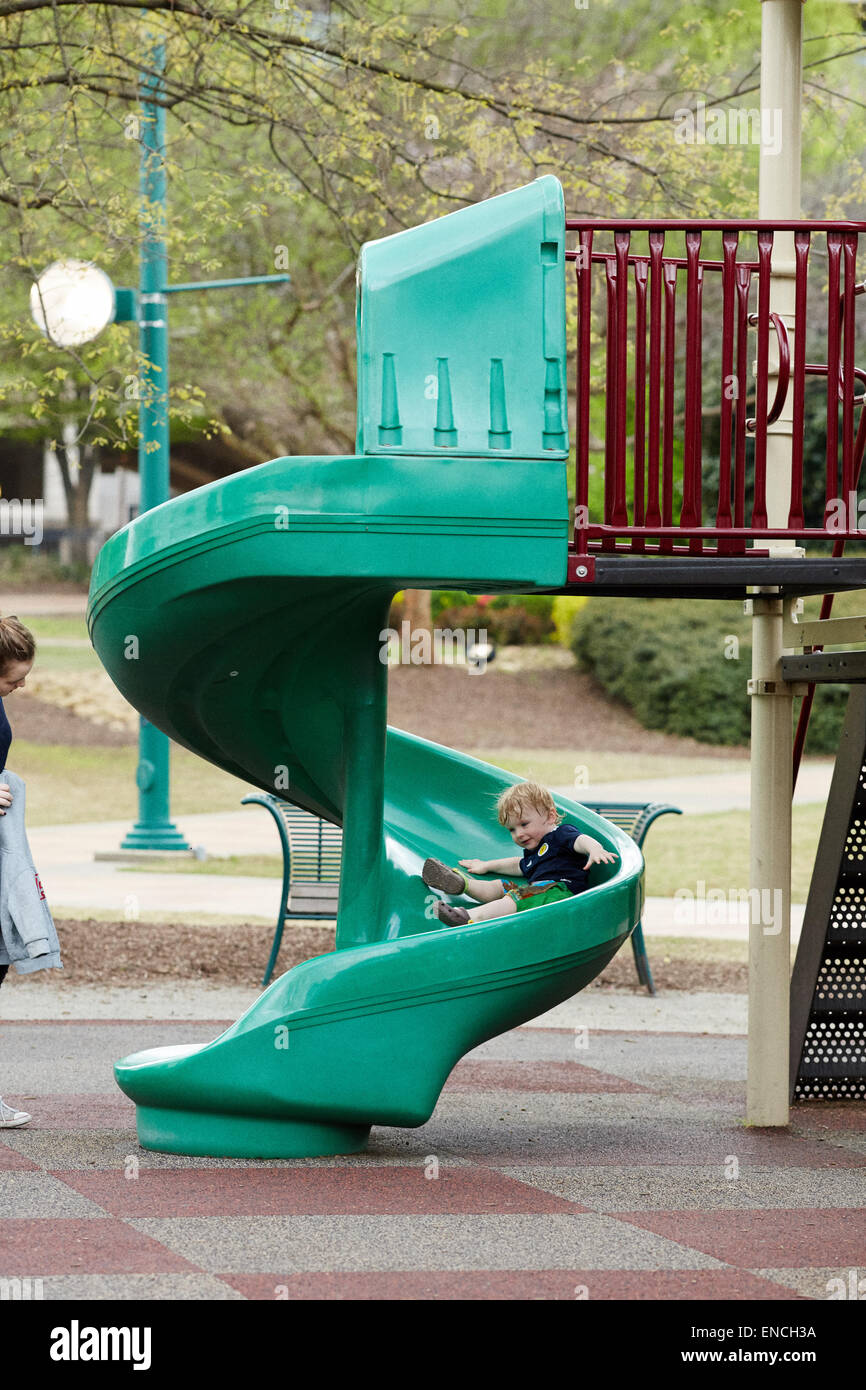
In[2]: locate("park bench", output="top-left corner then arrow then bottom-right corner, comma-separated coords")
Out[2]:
243,793 -> 680,993
241,795 -> 343,986
580,800 -> 683,995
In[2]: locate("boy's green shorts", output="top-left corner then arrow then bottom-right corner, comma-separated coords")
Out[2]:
502,880 -> 574,912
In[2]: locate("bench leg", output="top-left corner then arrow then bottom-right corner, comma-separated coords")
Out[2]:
262,916 -> 286,988
630,923 -> 656,995
263,867 -> 293,987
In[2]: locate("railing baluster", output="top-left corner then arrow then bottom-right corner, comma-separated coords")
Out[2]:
603,256 -> 618,550
734,264 -> 751,536
612,229 -> 631,528
646,231 -> 664,534
825,232 -> 842,526
575,228 -> 593,553
788,230 -> 810,530
564,216 -> 866,562
682,231 -> 703,549
662,260 -> 678,553
633,258 -> 648,551
752,230 -> 773,530
842,232 -> 857,505
717,231 -> 738,551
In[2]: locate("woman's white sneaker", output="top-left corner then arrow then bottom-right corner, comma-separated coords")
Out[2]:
0,1098 -> 31,1127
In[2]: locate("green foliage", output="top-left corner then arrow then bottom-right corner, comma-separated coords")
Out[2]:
431,591 -> 556,644
2,0 -> 865,535
571,597 -> 849,753
0,546 -> 89,589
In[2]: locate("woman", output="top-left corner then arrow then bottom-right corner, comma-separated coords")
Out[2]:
0,613 -> 61,1128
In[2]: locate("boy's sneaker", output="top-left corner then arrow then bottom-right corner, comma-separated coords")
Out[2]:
422,858 -> 468,895
434,902 -> 471,927
0,1098 -> 31,1128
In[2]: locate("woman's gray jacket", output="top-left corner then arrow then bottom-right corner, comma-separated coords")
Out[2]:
0,770 -> 62,973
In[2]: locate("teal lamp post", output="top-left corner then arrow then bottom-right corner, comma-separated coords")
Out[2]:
118,40 -> 188,852
31,39 -> 289,853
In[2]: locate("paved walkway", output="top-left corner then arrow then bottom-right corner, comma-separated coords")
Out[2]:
1,997 -> 861,1301
4,696 -> 854,1305
30,809 -> 808,940
553,759 -> 834,814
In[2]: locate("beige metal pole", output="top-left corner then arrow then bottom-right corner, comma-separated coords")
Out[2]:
748,0 -> 802,1126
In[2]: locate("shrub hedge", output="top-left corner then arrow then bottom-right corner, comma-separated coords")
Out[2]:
431,591 -> 556,645
570,597 -> 848,754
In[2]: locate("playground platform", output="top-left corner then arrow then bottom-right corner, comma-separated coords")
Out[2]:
1,995 -> 862,1302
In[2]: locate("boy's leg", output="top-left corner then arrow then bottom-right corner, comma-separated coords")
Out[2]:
466,895 -> 517,922
464,876 -> 505,904
422,858 -> 504,903
435,894 -> 516,926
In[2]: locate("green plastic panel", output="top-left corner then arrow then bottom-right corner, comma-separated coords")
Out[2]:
85,180 -> 644,1159
87,447 -> 642,1158
357,176 -> 568,460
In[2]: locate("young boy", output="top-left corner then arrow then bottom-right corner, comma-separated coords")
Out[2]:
422,780 -> 617,926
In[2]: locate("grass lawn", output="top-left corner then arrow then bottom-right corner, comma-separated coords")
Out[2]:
120,854 -> 283,877
25,616 -> 90,642
642,803 -> 824,902
15,741 -> 257,826
14,739 -> 827,903
16,741 -> 755,828
114,803 -> 826,906
466,748 -> 748,785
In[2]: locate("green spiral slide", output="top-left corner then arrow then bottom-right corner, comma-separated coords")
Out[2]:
88,177 -> 644,1158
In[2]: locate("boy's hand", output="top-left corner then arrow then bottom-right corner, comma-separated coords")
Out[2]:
459,858 -> 488,875
575,834 -> 617,868
585,845 -> 618,867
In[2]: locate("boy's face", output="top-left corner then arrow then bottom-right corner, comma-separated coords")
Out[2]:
505,804 -> 558,853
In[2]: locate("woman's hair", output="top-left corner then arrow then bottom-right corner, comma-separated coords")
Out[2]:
0,614 -> 36,673
496,780 -> 561,827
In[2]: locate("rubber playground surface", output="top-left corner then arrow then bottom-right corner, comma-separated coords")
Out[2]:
2,1001 -> 863,1302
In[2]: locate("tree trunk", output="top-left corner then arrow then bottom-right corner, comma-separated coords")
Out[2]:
403,589 -> 432,631
401,588 -> 432,664
58,440 -> 99,569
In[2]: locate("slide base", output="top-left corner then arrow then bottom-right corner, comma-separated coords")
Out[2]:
136,1106 -> 372,1159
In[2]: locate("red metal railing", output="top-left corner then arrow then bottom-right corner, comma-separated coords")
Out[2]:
566,219 -> 866,561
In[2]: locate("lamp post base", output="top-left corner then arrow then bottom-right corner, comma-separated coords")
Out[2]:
120,822 -> 192,853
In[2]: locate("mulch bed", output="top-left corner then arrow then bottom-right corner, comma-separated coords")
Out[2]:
7,665 -> 749,759
8,694 -> 134,748
8,655 -> 748,993
35,919 -> 747,993
387,664 -> 747,757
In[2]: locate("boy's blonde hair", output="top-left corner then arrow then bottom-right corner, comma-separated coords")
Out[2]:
496,780 -> 561,827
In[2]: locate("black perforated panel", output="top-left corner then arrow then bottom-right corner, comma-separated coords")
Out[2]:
793,760 -> 866,1101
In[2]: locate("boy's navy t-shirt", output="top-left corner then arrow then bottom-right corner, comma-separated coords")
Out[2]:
0,698 -> 10,772
519,823 -> 589,895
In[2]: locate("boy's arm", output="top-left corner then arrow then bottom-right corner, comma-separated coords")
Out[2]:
460,856 -> 523,876
573,833 -> 618,867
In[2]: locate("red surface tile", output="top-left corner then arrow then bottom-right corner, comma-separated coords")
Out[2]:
6,1093 -> 135,1130
613,1209 -> 866,1267
453,1124 -> 866,1167
51,1166 -> 584,1217
443,1061 -> 650,1094
0,1219 -> 201,1275
220,1269 -> 806,1300
791,1105 -> 866,1134
0,1142 -> 41,1171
